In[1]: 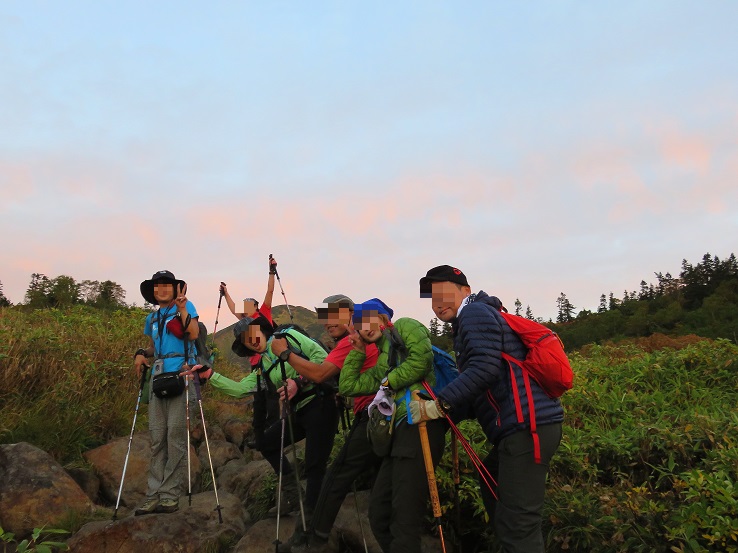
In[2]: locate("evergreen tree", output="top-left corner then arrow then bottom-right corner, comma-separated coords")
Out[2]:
556,292 -> 576,323
429,317 -> 440,337
525,305 -> 534,320
608,292 -> 619,310
24,273 -> 52,307
0,281 -> 10,307
598,294 -> 607,313
514,298 -> 522,316
48,275 -> 80,307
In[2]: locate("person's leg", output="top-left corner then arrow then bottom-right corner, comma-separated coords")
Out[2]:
158,391 -> 194,502
494,424 -> 562,553
260,411 -> 296,476
300,393 -> 338,510
312,414 -> 380,536
145,393 -> 167,500
387,420 -> 446,553
368,456 -> 394,553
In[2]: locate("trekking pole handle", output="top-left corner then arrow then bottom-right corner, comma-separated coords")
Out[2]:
138,363 -> 149,390
269,254 -> 279,277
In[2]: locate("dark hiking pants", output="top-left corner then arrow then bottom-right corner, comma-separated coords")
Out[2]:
368,418 -> 447,553
311,410 -> 382,536
260,392 -> 339,509
480,423 -> 563,553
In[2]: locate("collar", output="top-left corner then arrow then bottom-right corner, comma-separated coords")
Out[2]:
456,293 -> 476,317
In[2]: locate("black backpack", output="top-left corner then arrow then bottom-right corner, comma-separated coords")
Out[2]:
192,321 -> 214,367
272,323 -> 331,355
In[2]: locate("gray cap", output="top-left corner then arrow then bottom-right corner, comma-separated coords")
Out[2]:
315,294 -> 354,313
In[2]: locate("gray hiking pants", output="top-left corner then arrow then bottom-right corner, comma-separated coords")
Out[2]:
146,382 -> 197,501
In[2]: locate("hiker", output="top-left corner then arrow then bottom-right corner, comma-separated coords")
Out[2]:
187,315 -> 338,515
221,257 -> 279,449
132,270 -> 200,515
219,256 -> 277,324
413,265 -> 564,553
269,295 -> 381,553
338,298 -> 446,553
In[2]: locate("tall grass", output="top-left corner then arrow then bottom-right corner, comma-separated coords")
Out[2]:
0,305 -> 244,466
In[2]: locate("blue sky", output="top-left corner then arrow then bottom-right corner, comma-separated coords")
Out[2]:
2,2 -> 737,327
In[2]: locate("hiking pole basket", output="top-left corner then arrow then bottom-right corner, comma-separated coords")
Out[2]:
112,364 -> 149,521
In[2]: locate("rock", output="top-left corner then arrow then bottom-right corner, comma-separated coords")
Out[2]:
67,491 -> 247,553
84,432 -> 201,507
0,442 -> 93,537
198,439 -> 242,473
231,516 -> 298,553
66,466 -> 101,503
218,458 -> 273,507
333,490 -> 382,553
222,417 -> 252,448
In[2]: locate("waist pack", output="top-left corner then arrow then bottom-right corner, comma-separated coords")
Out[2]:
367,406 -> 395,457
151,360 -> 185,399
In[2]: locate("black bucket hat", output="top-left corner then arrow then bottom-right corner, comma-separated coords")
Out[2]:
140,270 -> 186,305
231,316 -> 276,357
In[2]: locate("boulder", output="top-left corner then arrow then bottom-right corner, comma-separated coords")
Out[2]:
218,458 -> 273,507
66,466 -> 101,503
333,490 -> 382,553
0,442 -> 93,537
222,417 -> 252,448
84,432 -> 201,506
198,439 -> 242,473
67,491 -> 247,553
231,516 -> 298,553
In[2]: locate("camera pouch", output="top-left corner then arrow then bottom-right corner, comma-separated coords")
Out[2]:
367,406 -> 395,457
151,359 -> 185,399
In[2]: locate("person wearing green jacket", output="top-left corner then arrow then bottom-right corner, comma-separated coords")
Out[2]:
339,298 -> 446,553
193,316 -> 338,515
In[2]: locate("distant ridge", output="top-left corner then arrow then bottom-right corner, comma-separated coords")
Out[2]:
210,304 -> 331,368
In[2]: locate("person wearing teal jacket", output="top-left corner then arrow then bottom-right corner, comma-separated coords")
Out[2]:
195,316 -> 338,515
339,298 -> 446,553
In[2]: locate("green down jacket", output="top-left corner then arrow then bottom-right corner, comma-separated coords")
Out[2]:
338,317 -> 434,424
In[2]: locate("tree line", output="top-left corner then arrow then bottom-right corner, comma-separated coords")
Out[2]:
0,273 -> 129,309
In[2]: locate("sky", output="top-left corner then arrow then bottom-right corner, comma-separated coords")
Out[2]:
1,2 -> 737,329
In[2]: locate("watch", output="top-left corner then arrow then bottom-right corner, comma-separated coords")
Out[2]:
278,349 -> 291,362
134,348 -> 148,359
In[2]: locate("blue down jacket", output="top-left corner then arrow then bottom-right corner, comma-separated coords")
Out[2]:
436,291 -> 564,445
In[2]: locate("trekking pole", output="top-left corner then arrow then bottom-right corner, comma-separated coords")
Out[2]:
451,433 -> 461,553
413,391 -> 447,553
213,284 -> 225,355
421,381 -> 497,499
338,397 -> 369,553
192,373 -> 224,523
112,364 -> 148,521
186,378 -> 192,506
269,254 -> 293,322
274,388 -> 290,553
280,365 -> 307,532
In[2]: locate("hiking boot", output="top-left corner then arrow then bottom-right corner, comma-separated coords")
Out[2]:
155,498 -> 180,513
134,497 -> 159,516
277,526 -> 311,553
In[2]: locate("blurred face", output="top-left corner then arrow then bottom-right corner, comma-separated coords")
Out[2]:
243,324 -> 267,352
431,281 -> 471,322
243,299 -> 258,316
153,282 -> 175,304
319,305 -> 353,339
355,311 -> 384,343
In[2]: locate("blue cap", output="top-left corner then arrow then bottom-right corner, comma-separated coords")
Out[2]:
352,298 -> 394,324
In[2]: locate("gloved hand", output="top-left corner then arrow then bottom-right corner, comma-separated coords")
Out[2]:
269,255 -> 278,275
408,399 -> 443,425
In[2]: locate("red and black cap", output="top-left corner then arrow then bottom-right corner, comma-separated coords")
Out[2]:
419,265 -> 469,298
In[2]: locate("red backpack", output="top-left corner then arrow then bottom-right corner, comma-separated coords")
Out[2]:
498,308 -> 573,463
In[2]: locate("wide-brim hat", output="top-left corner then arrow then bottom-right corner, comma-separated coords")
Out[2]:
231,316 -> 275,357
140,270 -> 186,305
